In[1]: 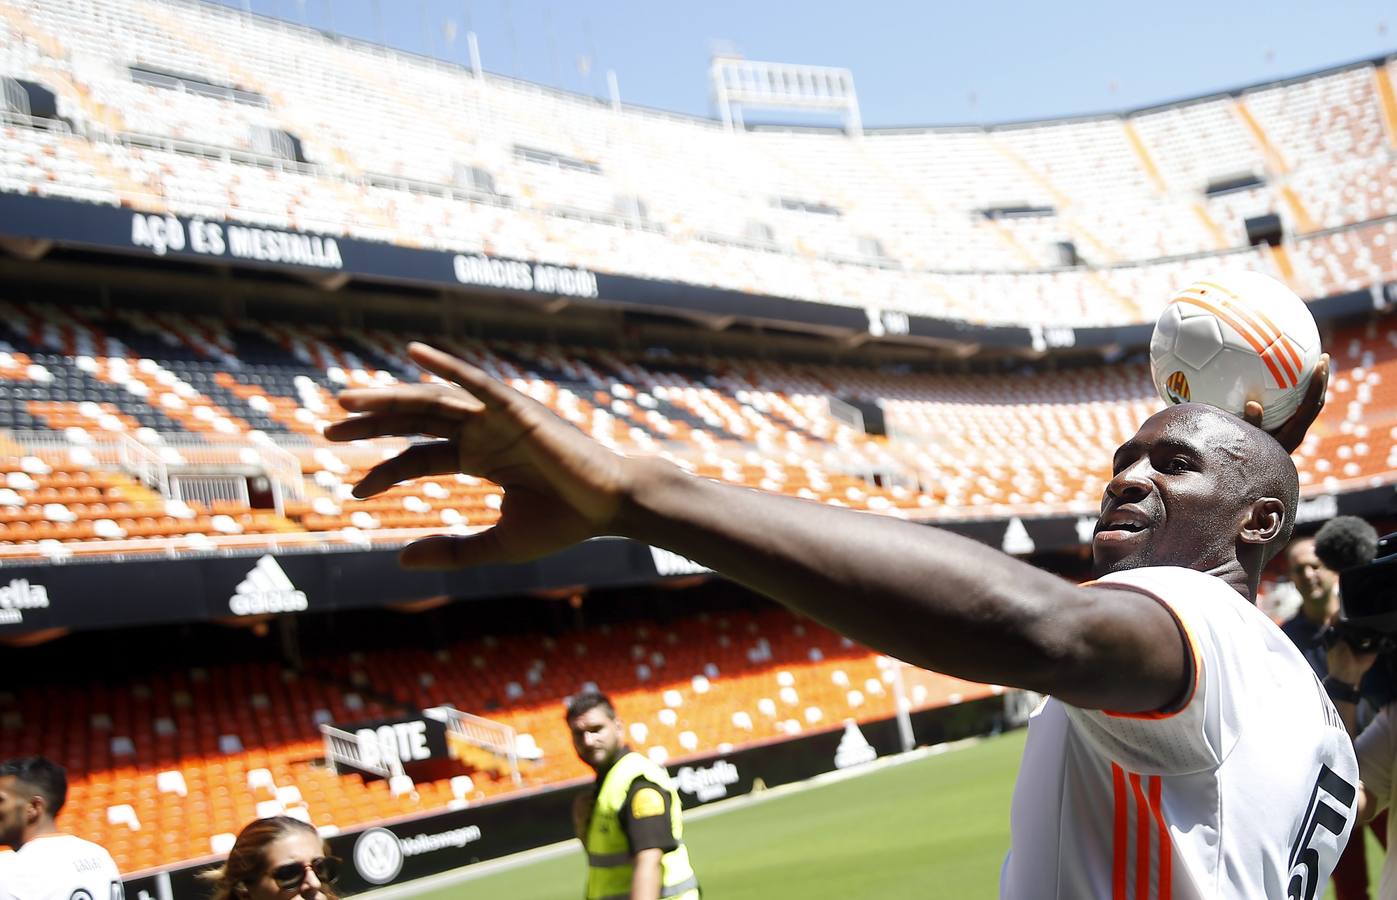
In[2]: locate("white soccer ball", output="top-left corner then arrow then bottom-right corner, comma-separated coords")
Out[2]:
1149,272 -> 1322,431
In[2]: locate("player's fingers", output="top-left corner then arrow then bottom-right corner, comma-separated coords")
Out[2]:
1309,353 -> 1330,408
399,531 -> 511,570
408,343 -> 521,409
323,413 -> 462,443
1242,401 -> 1264,428
351,441 -> 460,498
337,384 -> 483,415
1271,353 -> 1332,452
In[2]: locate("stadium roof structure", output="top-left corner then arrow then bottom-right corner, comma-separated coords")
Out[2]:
185,0 -> 1395,133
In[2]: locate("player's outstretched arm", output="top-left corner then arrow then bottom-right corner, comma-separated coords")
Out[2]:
327,343 -> 1188,714
1243,353 -> 1329,453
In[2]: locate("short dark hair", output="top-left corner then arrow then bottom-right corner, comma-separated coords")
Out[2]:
0,756 -> 67,817
565,690 -> 615,721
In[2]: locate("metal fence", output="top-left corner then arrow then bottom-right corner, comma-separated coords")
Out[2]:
3,430 -> 303,514
426,706 -> 522,785
320,724 -> 402,779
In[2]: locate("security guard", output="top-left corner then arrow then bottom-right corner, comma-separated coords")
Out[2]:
567,690 -> 700,900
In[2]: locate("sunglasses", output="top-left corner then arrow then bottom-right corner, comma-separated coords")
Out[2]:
269,857 -> 341,890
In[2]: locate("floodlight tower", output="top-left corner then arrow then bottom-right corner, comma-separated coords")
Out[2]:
710,55 -> 862,135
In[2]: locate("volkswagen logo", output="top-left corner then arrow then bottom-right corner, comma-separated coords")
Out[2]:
353,827 -> 404,885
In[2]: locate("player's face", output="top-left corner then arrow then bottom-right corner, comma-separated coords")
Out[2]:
249,833 -> 335,900
1093,406 -> 1254,576
1286,539 -> 1336,607
0,776 -> 33,847
569,707 -> 625,771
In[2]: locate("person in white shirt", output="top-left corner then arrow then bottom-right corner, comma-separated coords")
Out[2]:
324,341 -> 1348,897
0,757 -> 121,900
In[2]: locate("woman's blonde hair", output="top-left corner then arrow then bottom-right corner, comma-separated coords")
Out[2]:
199,816 -> 339,900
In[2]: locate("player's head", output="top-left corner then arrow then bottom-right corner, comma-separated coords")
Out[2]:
566,690 -> 626,772
1093,403 -> 1298,591
1285,536 -> 1338,617
0,756 -> 67,846
201,816 -> 340,900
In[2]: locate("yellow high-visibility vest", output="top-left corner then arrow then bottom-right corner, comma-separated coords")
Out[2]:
583,752 -> 699,900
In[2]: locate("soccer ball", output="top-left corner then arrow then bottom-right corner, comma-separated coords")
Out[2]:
1149,272 -> 1322,431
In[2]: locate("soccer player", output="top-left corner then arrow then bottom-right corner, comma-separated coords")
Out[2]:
566,690 -> 700,900
0,757 -> 122,900
326,342 -> 1348,897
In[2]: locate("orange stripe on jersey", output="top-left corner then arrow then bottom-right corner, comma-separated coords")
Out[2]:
1112,763 -> 1128,900
1131,772 -> 1150,900
1176,292 -> 1290,389
1091,581 -> 1203,720
1149,776 -> 1172,900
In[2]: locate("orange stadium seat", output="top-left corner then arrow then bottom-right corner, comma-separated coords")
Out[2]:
1,604 -> 996,874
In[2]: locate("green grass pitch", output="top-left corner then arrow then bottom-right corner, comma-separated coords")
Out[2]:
402,728 -> 1380,899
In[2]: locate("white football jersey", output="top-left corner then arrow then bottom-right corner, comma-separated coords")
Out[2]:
0,834 -> 122,900
1001,566 -> 1359,899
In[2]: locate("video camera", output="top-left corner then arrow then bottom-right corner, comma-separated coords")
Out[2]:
1317,518 -> 1397,654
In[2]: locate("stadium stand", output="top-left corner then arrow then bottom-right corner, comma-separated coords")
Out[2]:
0,597 -> 995,873
0,293 -> 1384,874
0,0 -> 1394,325
2,0 -> 1397,887
0,302 -> 1392,558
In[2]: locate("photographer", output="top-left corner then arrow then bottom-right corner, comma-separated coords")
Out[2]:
1329,640 -> 1393,899
1323,523 -> 1397,898
1285,528 -> 1385,900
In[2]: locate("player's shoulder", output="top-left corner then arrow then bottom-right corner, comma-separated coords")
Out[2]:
1091,564 -> 1236,594
1090,566 -> 1254,620
20,833 -> 118,868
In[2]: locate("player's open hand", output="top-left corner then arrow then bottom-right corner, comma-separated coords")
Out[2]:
1243,352 -> 1329,453
324,343 -> 631,569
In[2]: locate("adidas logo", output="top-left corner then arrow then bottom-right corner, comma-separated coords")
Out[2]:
833,720 -> 877,769
1001,516 -> 1036,555
230,555 -> 308,616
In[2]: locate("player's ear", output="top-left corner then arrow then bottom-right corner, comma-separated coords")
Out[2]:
1239,497 -> 1286,546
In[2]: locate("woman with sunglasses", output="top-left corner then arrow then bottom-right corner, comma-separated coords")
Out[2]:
202,816 -> 341,900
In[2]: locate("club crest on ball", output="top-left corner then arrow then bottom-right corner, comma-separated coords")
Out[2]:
1164,370 -> 1191,404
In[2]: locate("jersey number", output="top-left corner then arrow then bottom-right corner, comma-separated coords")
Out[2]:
1287,764 -> 1356,900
